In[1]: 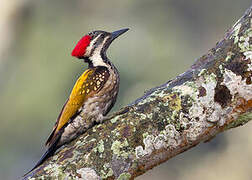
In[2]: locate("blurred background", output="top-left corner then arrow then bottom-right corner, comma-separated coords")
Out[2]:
0,0 -> 251,179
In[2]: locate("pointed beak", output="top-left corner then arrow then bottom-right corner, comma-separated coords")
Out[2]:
110,28 -> 129,41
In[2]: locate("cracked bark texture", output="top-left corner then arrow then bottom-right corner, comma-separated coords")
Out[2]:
24,5 -> 252,180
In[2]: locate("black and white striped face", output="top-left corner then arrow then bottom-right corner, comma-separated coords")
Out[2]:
84,31 -> 111,66
71,28 -> 129,67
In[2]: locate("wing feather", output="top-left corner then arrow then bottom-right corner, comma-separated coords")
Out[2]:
45,66 -> 110,147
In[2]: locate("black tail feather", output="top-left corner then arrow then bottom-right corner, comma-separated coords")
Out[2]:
22,136 -> 60,178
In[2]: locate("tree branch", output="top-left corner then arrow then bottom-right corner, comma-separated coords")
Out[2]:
24,5 -> 252,180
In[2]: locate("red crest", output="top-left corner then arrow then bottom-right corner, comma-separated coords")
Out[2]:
71,35 -> 91,58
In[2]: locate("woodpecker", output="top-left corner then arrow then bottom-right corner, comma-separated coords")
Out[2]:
24,28 -> 129,176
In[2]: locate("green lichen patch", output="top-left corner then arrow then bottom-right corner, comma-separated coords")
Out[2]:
225,51 -> 235,62
100,167 -> 114,179
117,172 -> 131,180
238,29 -> 252,52
111,139 -> 130,159
98,140 -> 104,154
111,115 -> 120,124
162,93 -> 182,112
225,112 -> 252,130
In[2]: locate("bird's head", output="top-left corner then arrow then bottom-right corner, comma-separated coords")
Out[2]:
71,28 -> 129,67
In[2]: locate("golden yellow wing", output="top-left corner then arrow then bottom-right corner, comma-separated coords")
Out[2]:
45,66 -> 110,147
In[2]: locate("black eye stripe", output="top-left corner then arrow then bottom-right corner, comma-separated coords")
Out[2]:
97,35 -> 105,45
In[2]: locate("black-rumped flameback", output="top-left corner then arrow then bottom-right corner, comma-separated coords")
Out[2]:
24,28 -> 129,176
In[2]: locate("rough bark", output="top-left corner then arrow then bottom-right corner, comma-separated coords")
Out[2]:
24,5 -> 252,180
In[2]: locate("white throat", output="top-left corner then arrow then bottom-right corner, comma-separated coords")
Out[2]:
89,36 -> 109,67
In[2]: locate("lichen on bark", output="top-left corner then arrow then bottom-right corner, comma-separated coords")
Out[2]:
24,5 -> 252,180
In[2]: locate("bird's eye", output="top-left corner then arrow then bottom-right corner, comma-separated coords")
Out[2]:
88,32 -> 94,38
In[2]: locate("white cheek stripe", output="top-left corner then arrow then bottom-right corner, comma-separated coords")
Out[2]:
90,36 -> 109,67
